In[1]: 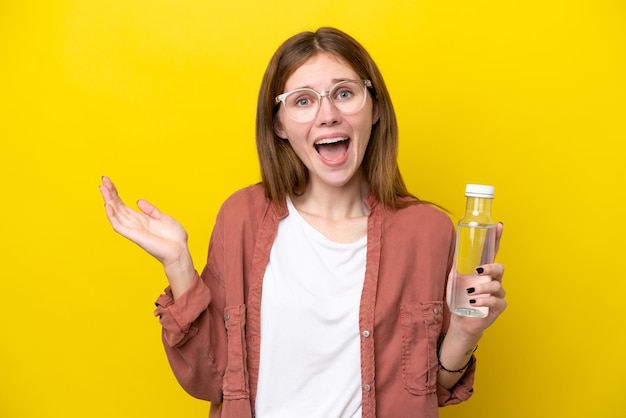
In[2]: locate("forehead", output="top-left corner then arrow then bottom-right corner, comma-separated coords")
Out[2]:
284,53 -> 359,90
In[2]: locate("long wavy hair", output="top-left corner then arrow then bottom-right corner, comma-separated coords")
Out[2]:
256,27 -> 419,209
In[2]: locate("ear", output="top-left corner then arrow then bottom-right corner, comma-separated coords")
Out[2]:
274,115 -> 288,139
372,101 -> 380,125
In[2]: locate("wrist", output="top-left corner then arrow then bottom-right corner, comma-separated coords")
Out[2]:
437,322 -> 481,372
438,345 -> 477,373
163,250 -> 195,299
447,316 -> 484,344
163,248 -> 192,271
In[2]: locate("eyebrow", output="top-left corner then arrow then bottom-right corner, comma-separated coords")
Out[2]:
289,78 -> 353,91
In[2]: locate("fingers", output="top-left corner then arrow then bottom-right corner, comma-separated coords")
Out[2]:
100,176 -> 124,206
100,177 -> 120,225
477,263 -> 504,282
100,177 -> 160,219
100,176 -> 140,232
136,199 -> 164,220
469,278 -> 505,299
470,293 -> 507,314
101,175 -> 117,194
468,264 -> 507,313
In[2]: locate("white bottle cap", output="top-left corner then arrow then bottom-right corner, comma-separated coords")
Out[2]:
465,184 -> 495,198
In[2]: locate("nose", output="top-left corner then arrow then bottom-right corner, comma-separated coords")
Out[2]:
316,93 -> 341,125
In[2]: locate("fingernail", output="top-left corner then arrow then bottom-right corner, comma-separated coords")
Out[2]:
499,221 -> 503,226
469,299 -> 477,304
467,287 -> 475,294
476,267 -> 484,274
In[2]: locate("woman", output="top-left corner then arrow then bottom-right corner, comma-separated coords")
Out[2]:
100,27 -> 506,418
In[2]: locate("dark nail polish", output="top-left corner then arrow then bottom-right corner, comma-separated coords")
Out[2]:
476,267 -> 484,274
466,287 -> 475,294
469,299 -> 476,304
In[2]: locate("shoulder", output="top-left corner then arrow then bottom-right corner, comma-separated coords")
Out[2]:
381,202 -> 455,248
208,185 -> 267,244
391,202 -> 453,230
216,184 -> 275,225
218,183 -> 287,221
221,183 -> 267,208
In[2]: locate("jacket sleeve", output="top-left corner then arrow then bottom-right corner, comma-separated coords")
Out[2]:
153,226 -> 229,402
436,359 -> 476,406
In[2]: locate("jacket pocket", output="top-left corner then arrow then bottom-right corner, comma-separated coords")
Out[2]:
222,304 -> 250,401
400,301 -> 444,395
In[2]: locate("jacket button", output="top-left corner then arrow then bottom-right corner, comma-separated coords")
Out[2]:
364,384 -> 371,392
433,307 -> 439,315
362,330 -> 370,338
224,313 -> 230,321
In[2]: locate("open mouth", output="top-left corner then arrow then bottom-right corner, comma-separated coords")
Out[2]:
314,137 -> 350,162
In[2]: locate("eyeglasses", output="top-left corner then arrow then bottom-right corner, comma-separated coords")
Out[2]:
275,79 -> 372,123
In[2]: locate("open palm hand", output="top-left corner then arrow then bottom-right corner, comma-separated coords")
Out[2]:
99,176 -> 189,266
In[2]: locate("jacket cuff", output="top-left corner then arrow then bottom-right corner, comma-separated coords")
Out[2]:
154,272 -> 212,347
437,357 -> 476,406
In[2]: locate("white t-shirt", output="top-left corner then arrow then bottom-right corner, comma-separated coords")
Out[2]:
255,197 -> 367,418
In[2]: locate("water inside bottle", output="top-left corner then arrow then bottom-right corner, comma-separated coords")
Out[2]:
451,223 -> 497,318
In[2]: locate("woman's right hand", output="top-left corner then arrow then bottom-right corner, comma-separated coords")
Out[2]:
99,176 -> 195,298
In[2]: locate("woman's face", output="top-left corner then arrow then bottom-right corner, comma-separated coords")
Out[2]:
274,53 -> 379,191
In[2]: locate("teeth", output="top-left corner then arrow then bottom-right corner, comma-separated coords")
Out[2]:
315,137 -> 348,145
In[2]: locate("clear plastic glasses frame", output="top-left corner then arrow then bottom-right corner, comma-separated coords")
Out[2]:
275,79 -> 372,122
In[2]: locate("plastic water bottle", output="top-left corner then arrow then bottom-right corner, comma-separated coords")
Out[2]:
450,184 -> 496,318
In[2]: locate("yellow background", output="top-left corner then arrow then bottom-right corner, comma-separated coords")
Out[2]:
1,0 -> 624,417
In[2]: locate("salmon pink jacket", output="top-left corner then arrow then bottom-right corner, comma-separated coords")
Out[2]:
154,185 -> 475,418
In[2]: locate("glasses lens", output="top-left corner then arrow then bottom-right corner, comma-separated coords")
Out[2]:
329,80 -> 367,115
283,89 -> 320,122
282,80 -> 368,122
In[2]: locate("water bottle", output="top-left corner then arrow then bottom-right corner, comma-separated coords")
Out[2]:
450,184 -> 496,318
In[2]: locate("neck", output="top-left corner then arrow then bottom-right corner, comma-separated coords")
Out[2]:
292,175 -> 369,220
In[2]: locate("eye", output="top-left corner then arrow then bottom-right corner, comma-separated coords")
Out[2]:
288,91 -> 317,108
295,97 -> 312,107
334,88 -> 354,101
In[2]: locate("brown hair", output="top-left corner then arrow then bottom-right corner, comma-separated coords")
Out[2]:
256,27 -> 419,209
